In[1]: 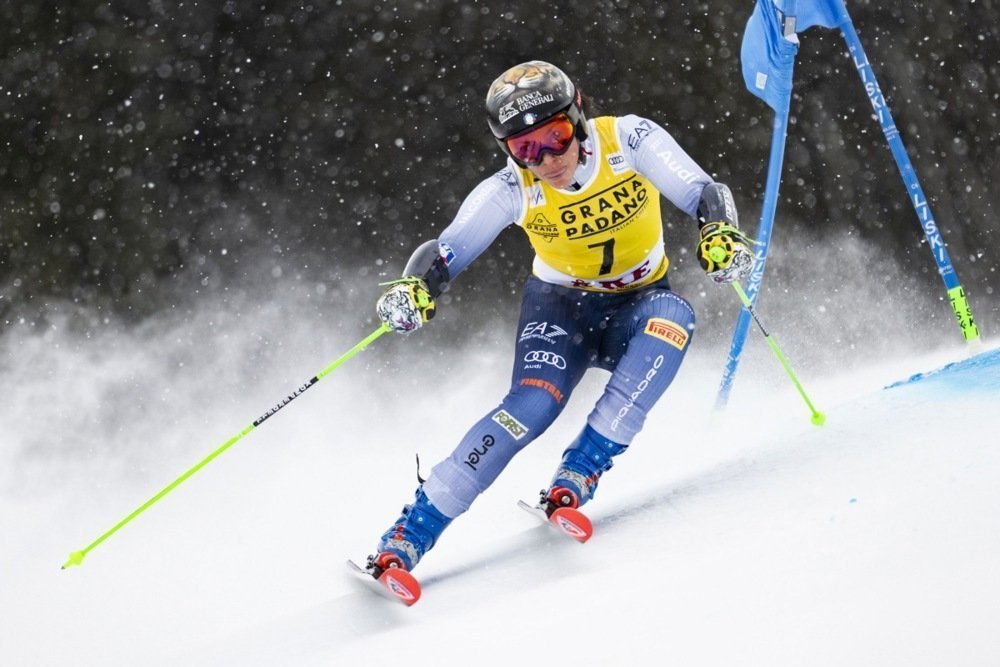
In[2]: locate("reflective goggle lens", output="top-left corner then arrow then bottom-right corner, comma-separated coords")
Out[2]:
505,114 -> 575,166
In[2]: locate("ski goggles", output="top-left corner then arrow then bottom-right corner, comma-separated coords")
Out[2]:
505,113 -> 576,166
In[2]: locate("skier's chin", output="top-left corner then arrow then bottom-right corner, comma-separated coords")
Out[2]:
539,166 -> 572,188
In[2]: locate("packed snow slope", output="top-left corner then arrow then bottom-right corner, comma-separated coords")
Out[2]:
3,302 -> 998,666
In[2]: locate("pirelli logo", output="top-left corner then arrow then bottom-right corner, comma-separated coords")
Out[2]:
644,318 -> 689,350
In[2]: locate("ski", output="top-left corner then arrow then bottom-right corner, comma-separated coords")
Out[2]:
346,559 -> 422,606
517,499 -> 593,543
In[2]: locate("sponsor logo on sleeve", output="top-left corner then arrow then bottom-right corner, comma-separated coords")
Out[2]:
655,149 -> 700,185
438,242 -> 455,265
495,168 -> 519,187
644,318 -> 689,350
627,119 -> 656,151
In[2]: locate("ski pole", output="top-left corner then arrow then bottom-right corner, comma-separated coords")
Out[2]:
729,279 -> 825,426
62,323 -> 390,570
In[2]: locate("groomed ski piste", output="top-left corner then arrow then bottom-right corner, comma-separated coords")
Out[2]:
3,281 -> 998,666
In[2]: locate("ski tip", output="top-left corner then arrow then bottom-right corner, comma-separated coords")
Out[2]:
550,507 -> 593,543
379,568 -> 422,606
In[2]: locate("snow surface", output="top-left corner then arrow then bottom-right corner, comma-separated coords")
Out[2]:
3,294 -> 999,666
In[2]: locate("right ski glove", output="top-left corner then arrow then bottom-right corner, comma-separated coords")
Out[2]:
697,221 -> 755,284
376,276 -> 436,333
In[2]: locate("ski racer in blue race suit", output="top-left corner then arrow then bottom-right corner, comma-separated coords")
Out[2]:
367,61 -> 753,577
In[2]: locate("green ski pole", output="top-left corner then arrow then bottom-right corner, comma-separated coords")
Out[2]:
729,279 -> 825,426
63,323 -> 390,569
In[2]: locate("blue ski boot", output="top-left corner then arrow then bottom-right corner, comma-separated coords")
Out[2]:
370,487 -> 452,575
543,424 -> 628,515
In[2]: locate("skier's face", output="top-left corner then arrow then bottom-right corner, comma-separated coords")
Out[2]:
526,139 -> 580,190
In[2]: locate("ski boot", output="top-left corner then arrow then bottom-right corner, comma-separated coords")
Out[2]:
353,488 -> 451,606
369,487 -> 452,573
548,424 -> 628,508
538,425 -> 629,542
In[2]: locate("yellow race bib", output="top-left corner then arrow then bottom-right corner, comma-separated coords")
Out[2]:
513,116 -> 667,292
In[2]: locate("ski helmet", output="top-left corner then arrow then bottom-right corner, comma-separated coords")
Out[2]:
485,61 -> 588,166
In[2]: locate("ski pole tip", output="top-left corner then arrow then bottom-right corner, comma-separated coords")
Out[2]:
811,412 -> 826,426
62,550 -> 86,570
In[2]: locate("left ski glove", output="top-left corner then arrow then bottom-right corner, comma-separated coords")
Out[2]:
377,277 -> 436,333
697,222 -> 755,284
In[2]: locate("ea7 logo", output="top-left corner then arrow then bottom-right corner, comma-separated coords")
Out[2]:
627,119 -> 656,150
519,321 -> 568,342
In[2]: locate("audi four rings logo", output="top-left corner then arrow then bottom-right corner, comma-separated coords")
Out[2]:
524,350 -> 567,369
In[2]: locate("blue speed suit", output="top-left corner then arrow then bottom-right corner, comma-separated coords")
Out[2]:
423,274 -> 694,516
373,113 -> 741,572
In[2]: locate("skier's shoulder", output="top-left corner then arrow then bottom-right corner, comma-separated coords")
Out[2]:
476,162 -> 531,203
488,164 -> 522,191
454,164 -> 521,204
613,113 -> 671,153
448,164 -> 523,228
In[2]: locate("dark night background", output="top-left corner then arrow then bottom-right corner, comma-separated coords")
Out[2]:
1,0 -> 997,343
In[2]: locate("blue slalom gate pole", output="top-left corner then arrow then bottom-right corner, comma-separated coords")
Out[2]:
719,0 -> 982,410
839,20 -> 980,344
716,0 -> 798,410
715,105 -> 791,410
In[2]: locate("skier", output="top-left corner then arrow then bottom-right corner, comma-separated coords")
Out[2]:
366,61 -> 752,579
